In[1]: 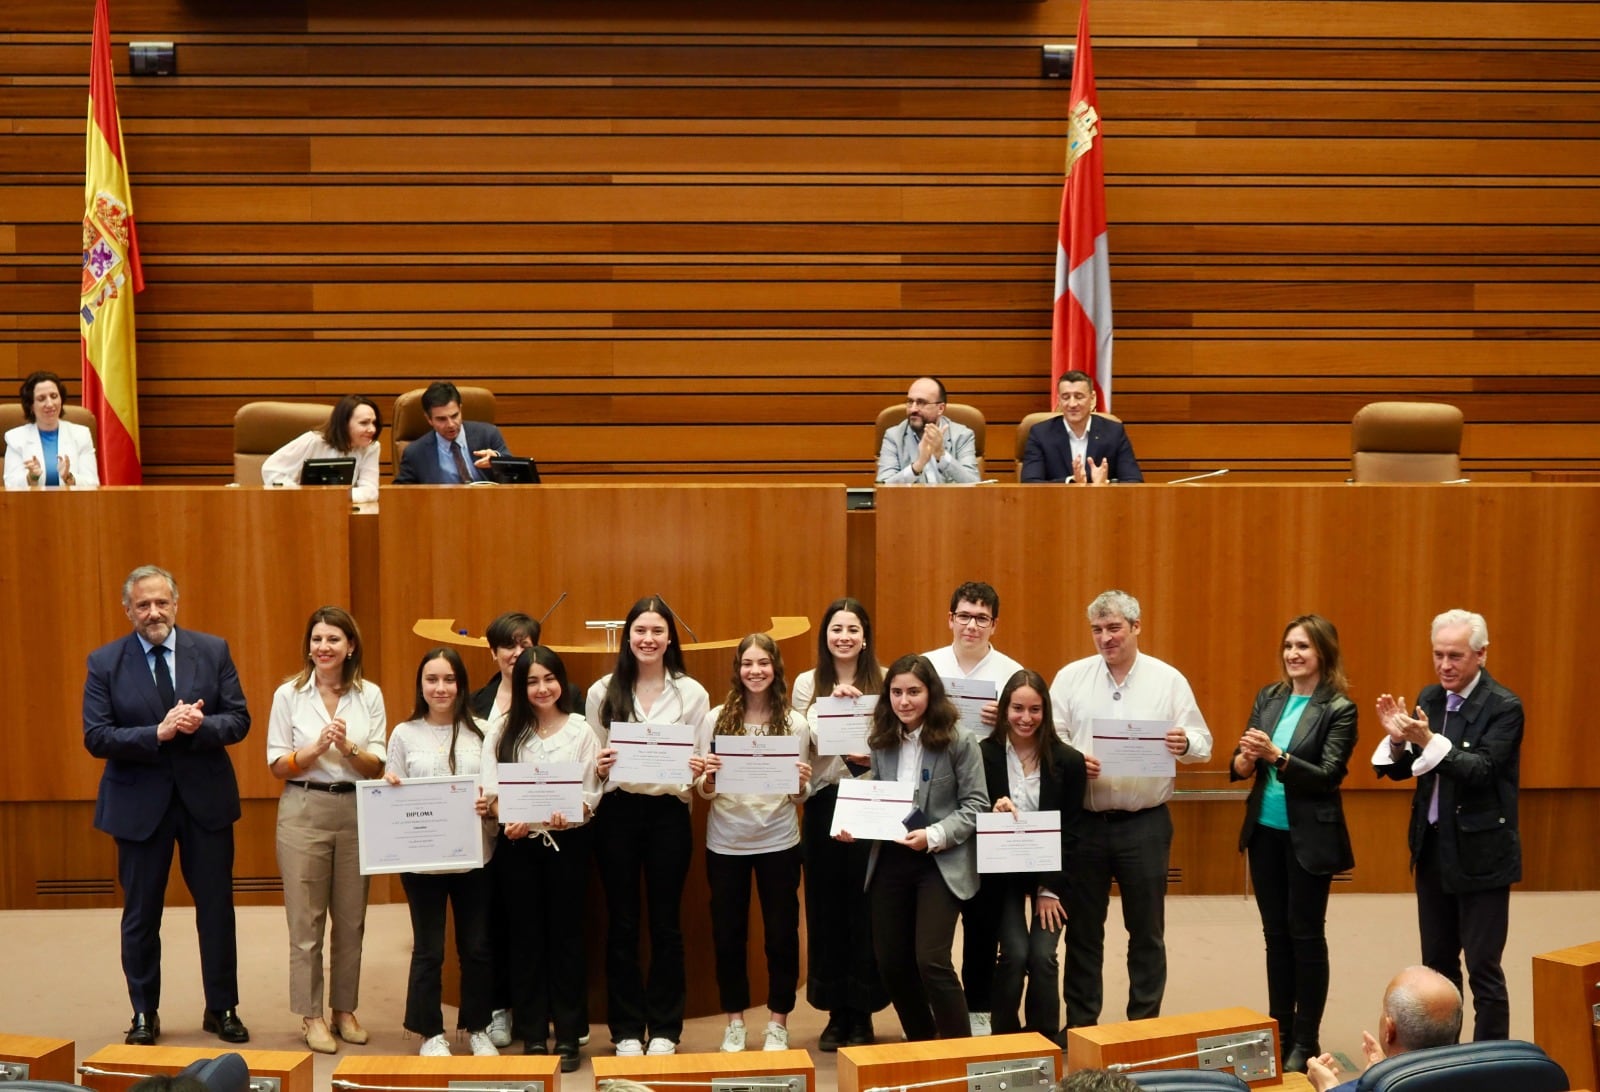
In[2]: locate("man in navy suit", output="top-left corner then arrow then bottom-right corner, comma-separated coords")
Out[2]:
1020,370 -> 1143,484
392,380 -> 516,484
1374,609 -> 1522,1042
83,565 -> 252,1046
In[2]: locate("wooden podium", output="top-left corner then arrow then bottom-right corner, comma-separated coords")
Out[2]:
330,1055 -> 562,1092
77,1045 -> 313,1092
836,1032 -> 1059,1092
1066,1007 -> 1312,1089
1532,939 -> 1600,1092
0,1032 -> 74,1083
594,1047 -> 815,1091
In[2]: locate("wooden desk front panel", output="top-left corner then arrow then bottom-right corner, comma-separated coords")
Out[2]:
0,1032 -> 75,1083
79,1044 -> 313,1092
837,1032 -> 1060,1092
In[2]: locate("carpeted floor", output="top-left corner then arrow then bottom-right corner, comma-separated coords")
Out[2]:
5,891 -> 1596,1090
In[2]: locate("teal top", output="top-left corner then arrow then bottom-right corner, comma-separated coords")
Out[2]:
40,428 -> 60,485
1257,693 -> 1312,831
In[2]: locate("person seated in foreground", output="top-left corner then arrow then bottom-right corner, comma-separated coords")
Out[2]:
1306,965 -> 1463,1091
1021,370 -> 1142,484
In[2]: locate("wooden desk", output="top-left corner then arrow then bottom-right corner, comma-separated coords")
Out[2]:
837,1032 -> 1060,1092
78,1044 -> 312,1092
1532,939 -> 1600,1092
330,1054 -> 561,1092
1067,1006 -> 1278,1085
0,1032 -> 74,1083
594,1047 -> 814,1090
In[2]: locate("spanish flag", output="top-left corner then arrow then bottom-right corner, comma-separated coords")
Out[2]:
80,0 -> 144,485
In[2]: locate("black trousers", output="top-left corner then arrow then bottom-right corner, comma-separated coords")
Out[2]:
487,830 -> 515,1011
499,825 -> 594,1045
992,877 -> 1063,1034
399,866 -> 494,1037
1062,803 -> 1172,1028
801,784 -> 887,1015
706,846 -> 802,1014
1416,825 -> 1511,1041
960,886 -> 998,1014
1247,825 -> 1333,1052
595,791 -> 691,1044
869,842 -> 968,1040
116,793 -> 239,1012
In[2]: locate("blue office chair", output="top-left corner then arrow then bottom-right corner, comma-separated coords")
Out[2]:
1356,1040 -> 1567,1091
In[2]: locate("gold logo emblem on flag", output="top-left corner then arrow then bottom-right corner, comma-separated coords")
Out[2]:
1066,100 -> 1101,173
80,191 -> 132,326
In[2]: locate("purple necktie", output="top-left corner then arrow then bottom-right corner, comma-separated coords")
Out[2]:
1427,692 -> 1465,824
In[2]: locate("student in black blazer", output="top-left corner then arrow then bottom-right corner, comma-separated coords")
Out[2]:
1019,370 -> 1143,484
1230,615 -> 1357,1073
973,669 -> 1087,1036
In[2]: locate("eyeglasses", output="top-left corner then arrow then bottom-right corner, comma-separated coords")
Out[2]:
906,398 -> 944,409
952,612 -> 994,628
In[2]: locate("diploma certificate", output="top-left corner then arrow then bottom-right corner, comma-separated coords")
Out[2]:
1091,718 -> 1176,778
713,734 -> 801,795
812,694 -> 877,756
608,722 -> 696,786
976,810 -> 1063,874
830,779 -> 917,841
356,775 -> 485,875
496,761 -> 585,825
944,676 -> 997,731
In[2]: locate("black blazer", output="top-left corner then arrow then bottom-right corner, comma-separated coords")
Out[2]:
82,628 -> 252,841
393,420 -> 517,484
469,674 -> 502,720
1374,668 -> 1523,893
978,733 -> 1087,894
1020,414 -> 1143,483
1232,681 -> 1357,876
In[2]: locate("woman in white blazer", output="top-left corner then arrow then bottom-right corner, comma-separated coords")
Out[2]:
5,372 -> 99,488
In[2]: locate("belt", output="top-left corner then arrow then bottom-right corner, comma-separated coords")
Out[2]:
288,780 -> 356,794
1088,802 -> 1165,821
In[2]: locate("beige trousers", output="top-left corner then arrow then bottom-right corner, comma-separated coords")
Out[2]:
276,785 -> 369,1017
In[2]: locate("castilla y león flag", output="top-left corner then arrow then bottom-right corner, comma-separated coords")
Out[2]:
1049,0 -> 1113,412
81,0 -> 145,484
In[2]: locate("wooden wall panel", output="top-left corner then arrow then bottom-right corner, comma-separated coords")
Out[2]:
3,0 -> 1598,485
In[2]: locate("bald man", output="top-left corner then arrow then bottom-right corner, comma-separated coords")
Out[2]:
1306,966 -> 1463,1092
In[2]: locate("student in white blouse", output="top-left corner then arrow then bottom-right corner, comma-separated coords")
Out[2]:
383,647 -> 498,1058
584,596 -> 711,1058
691,634 -> 812,1054
266,607 -> 387,1054
259,395 -> 382,503
480,646 -> 614,1071
792,597 -> 888,1050
4,371 -> 99,488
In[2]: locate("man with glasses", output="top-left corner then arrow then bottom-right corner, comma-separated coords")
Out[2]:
876,376 -> 980,484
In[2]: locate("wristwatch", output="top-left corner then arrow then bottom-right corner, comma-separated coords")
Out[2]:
1273,751 -> 1289,771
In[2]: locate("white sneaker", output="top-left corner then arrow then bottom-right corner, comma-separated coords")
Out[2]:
487,1009 -> 512,1048
419,1034 -> 451,1057
579,1032 -> 590,1046
615,1038 -> 644,1057
969,1011 -> 992,1036
763,1022 -> 789,1051
720,1022 -> 747,1052
469,1031 -> 498,1057
646,1037 -> 676,1055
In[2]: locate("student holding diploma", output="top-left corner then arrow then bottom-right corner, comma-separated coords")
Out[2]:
792,598 -> 888,1050
690,634 -> 811,1052
383,648 -> 498,1057
974,670 -> 1086,1036
480,646 -> 613,1069
837,654 -> 989,1041
585,596 -> 711,1058
1230,616 -> 1357,1073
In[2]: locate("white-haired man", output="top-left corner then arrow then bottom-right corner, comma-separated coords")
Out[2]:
1306,965 -> 1464,1091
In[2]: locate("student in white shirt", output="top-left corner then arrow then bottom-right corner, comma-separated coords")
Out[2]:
838,654 -> 989,1041
383,648 -> 498,1058
259,394 -> 383,504
793,597 -> 889,1050
480,646 -> 613,1071
584,596 -> 711,1058
692,634 -> 811,1053
266,607 -> 387,1055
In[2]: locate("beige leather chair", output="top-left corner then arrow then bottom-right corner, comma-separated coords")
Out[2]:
233,401 -> 335,484
0,404 -> 98,454
1013,410 -> 1122,480
874,402 -> 986,477
391,386 -> 497,468
1350,401 -> 1464,482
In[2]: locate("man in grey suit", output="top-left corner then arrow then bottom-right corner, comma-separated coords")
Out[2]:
876,376 -> 980,484
393,380 -> 515,484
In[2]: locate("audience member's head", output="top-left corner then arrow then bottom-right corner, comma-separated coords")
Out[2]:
1054,1072 -> 1140,1092
1381,964 -> 1464,1054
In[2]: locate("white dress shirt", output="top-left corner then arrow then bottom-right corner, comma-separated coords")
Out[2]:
1050,651 -> 1211,812
923,643 -> 1024,732
260,431 -> 381,503
265,676 -> 387,781
585,672 -> 712,803
480,712 -> 602,830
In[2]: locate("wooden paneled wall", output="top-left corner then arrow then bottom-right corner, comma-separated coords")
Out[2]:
4,0 -> 1600,482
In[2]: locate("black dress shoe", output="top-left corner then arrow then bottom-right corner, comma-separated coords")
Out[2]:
126,1012 -> 160,1046
818,1012 -> 849,1053
845,1012 -> 876,1046
523,1041 -> 549,1055
203,1008 -> 250,1043
555,1042 -> 581,1073
1284,1044 -> 1318,1073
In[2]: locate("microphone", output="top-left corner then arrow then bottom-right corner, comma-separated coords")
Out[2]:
1168,468 -> 1230,485
652,594 -> 700,643
537,591 -> 568,626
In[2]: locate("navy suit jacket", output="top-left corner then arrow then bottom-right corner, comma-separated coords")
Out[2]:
1374,667 -> 1523,893
393,420 -> 513,484
83,627 -> 251,841
1020,414 -> 1143,483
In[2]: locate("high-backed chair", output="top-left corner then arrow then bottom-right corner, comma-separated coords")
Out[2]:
1013,409 -> 1122,480
0,404 -> 99,455
391,386 -> 497,468
1355,1039 -> 1567,1091
1128,1069 -> 1250,1090
232,401 -> 335,484
1350,401 -> 1464,482
874,402 -> 986,477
